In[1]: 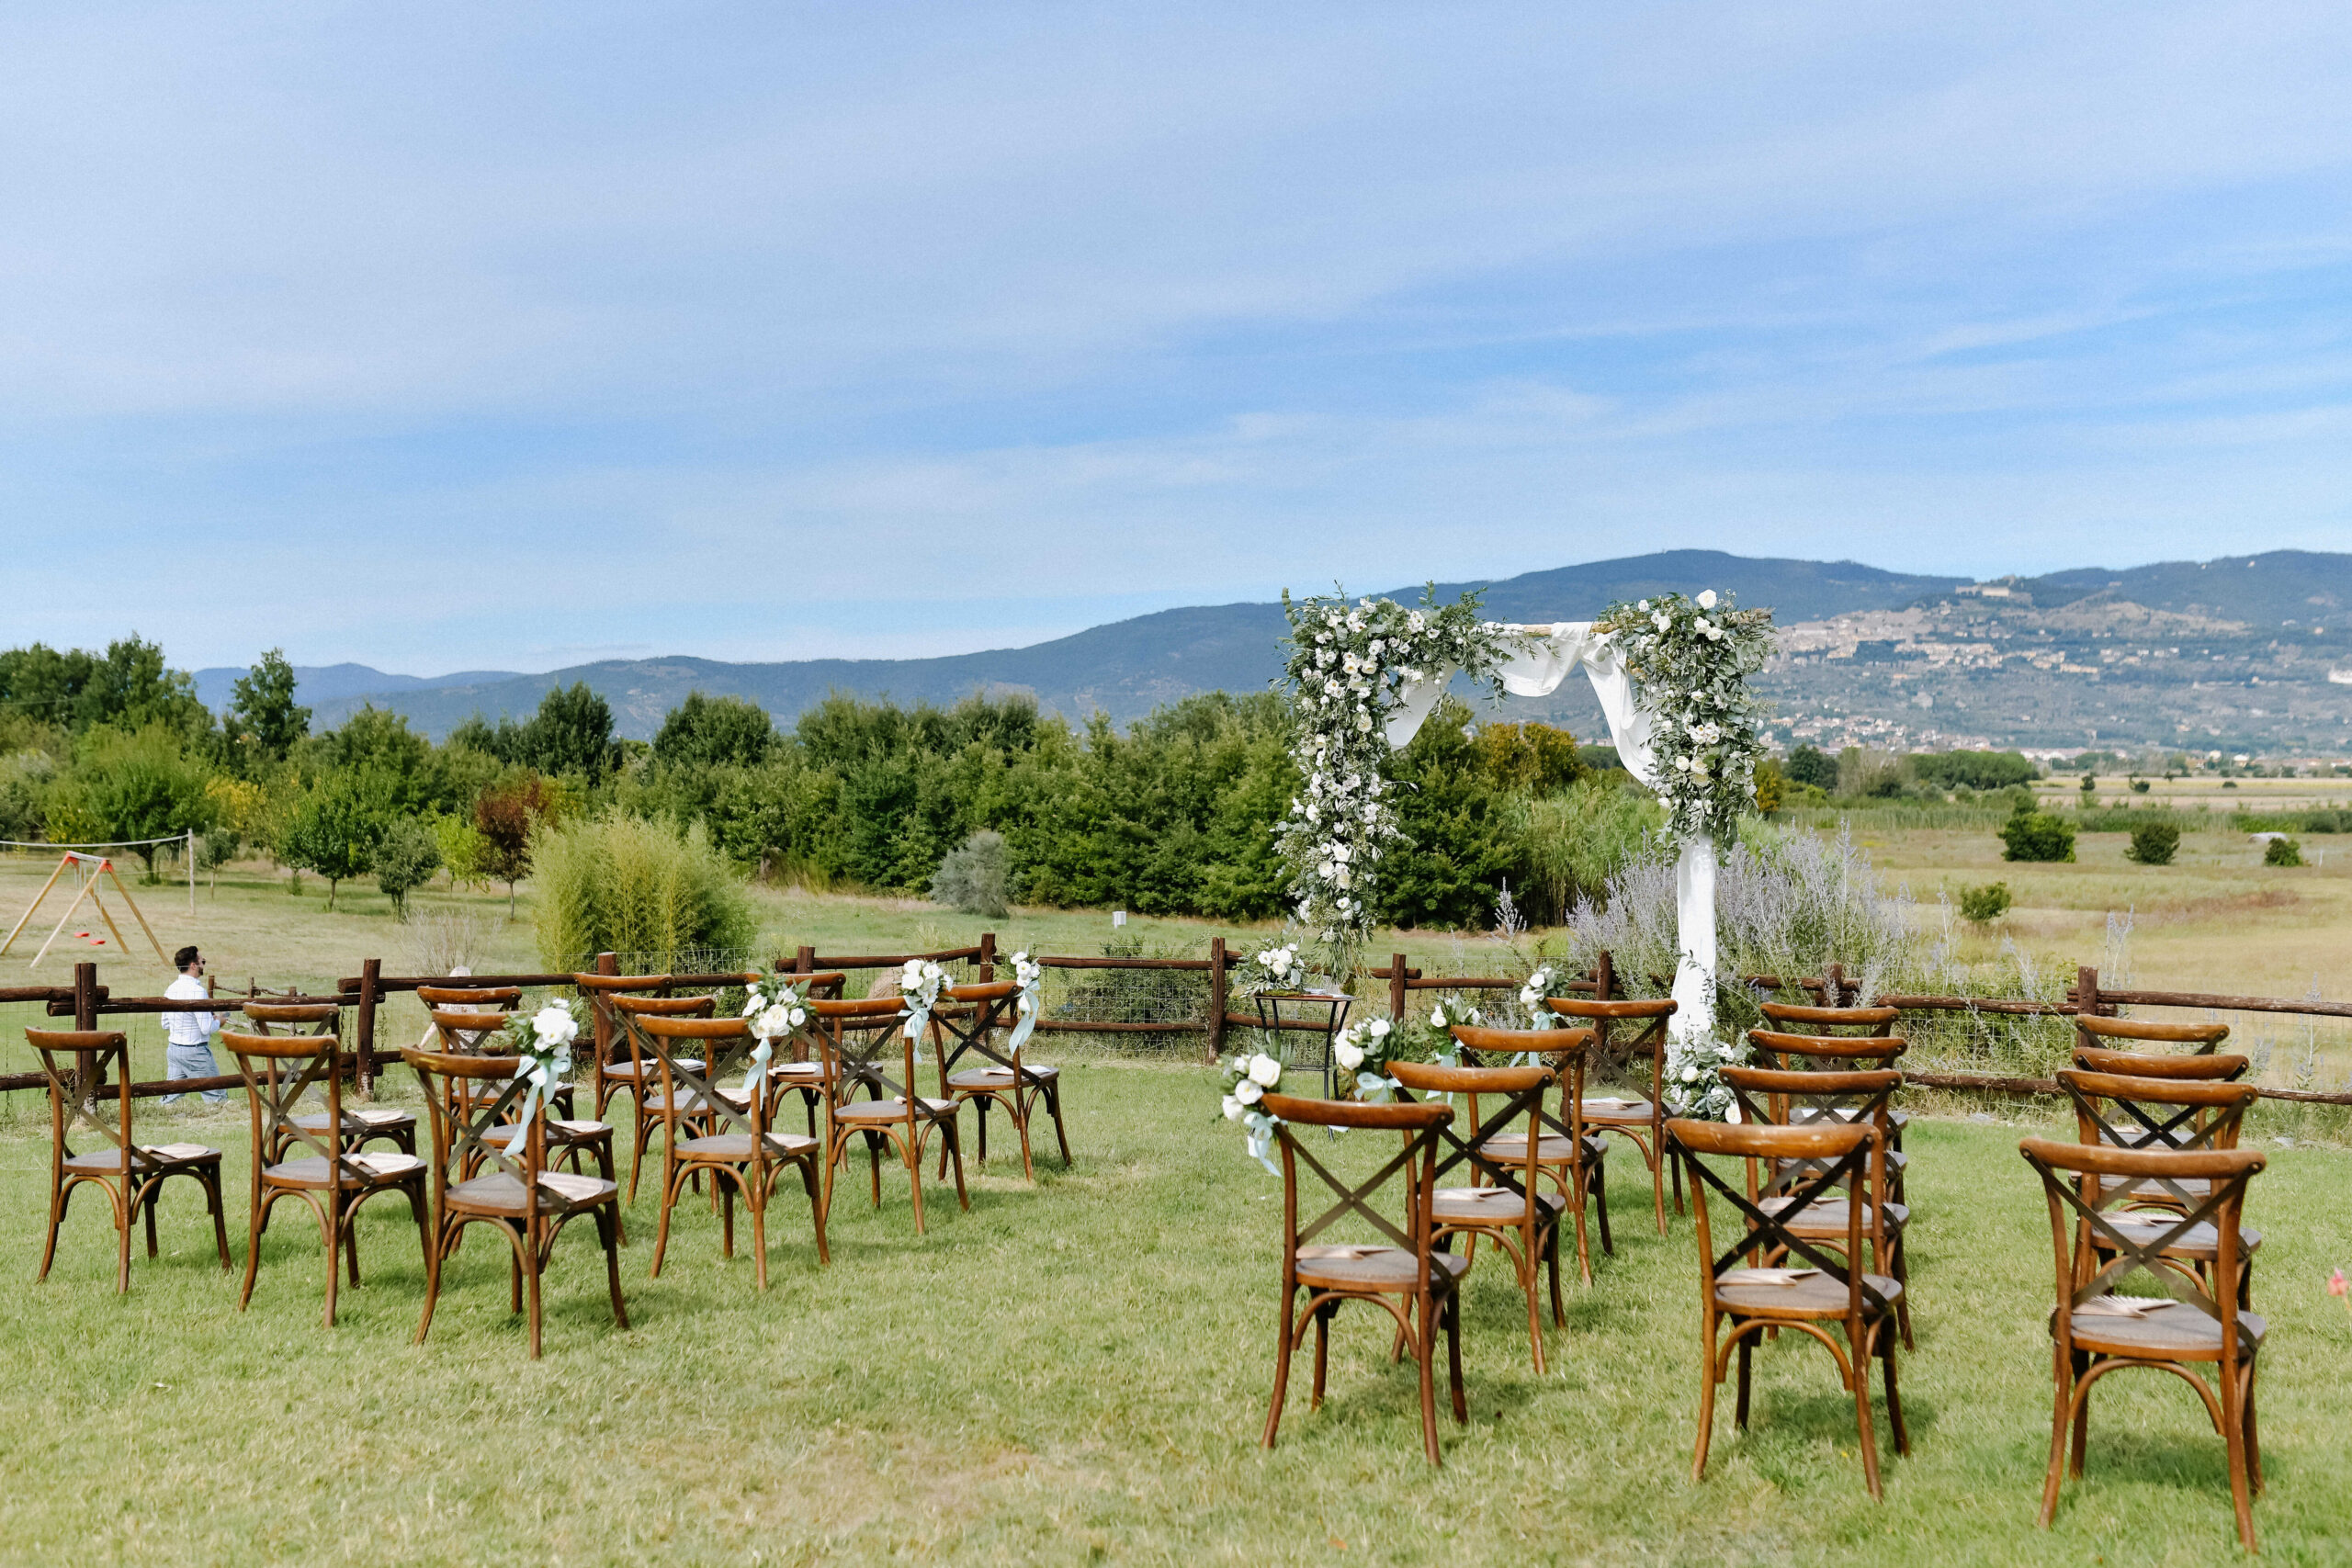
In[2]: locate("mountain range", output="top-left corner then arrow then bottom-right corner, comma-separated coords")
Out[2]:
188,548 -> 2352,753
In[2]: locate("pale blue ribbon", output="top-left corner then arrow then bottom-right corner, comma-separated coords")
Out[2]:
741,1033 -> 775,1100
506,1043 -> 571,1156
1006,977 -> 1040,1055
1243,1109 -> 1282,1177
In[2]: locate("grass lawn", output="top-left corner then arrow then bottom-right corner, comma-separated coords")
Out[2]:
6,1067 -> 2350,1565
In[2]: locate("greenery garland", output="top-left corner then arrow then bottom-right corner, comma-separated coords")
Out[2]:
1591,590 -> 1774,846
1276,587 -> 1520,968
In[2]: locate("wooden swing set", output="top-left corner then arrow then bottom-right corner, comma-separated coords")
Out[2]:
0,849 -> 173,970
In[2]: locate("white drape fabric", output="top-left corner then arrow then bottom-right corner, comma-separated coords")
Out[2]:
1385,622 -> 1715,1043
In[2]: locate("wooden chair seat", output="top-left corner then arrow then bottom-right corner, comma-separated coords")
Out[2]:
1431,1186 -> 1568,1222
604,1055 -> 703,1083
770,1061 -> 825,1082
489,1118 -> 611,1145
446,1168 -> 618,1216
1714,1269 -> 1904,1321
66,1143 -> 220,1173
2102,1214 -> 2261,1262
1760,1197 -> 1908,1236
1295,1244 -> 1472,1292
2060,1302 -> 2266,1360
1579,1096 -> 1652,1123
1479,1130 -> 1607,1164
676,1131 -> 820,1163
835,1096 -> 959,1122
947,1062 -> 1059,1089
261,1154 -> 426,1189
639,1089 -> 710,1116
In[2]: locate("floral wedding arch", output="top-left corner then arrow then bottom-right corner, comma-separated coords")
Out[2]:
1277,585 -> 1773,1050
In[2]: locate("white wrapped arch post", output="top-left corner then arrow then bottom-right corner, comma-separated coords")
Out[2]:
1384,621 -> 1716,1044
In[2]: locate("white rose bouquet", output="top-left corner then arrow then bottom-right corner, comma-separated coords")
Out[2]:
1217,1050 -> 1287,1174
1517,964 -> 1581,1028
496,998 -> 584,1139
1003,950 -> 1044,1053
898,957 -> 952,1059
739,973 -> 816,1098
1666,1032 -> 1748,1121
1244,942 -> 1306,996
1332,1015 -> 1403,1101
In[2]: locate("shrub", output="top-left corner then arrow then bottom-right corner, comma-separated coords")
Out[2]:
1957,881 -> 2012,924
2265,836 -> 2304,867
1909,750 -> 2038,791
2126,822 -> 2179,866
532,813 -> 759,971
1999,805 -> 2076,863
1511,779 -> 1663,924
1784,745 -> 1838,790
1751,757 -> 1784,816
371,816 -> 443,918
2130,778 -> 2150,794
931,829 -> 1011,916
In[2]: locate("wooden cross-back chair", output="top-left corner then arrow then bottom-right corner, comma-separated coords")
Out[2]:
402,1044 -> 628,1359
571,971 -> 676,1123
1544,997 -> 1677,1232
1386,1058 -> 1564,1372
241,1000 -> 413,1161
930,980 -> 1071,1180
605,992 -> 720,1202
632,1012 -> 828,1289
222,1025 -> 428,1326
1449,1024 -> 1610,1283
2059,1067 -> 2262,1306
754,971 -> 848,1138
2074,1045 -> 2247,1082
2017,1138 -> 2266,1551
809,997 -> 968,1234
28,1029 -> 231,1292
2075,1012 -> 2230,1058
1720,1064 -> 1913,1349
1259,1092 -> 1467,1465
424,1006 -> 620,1227
1668,1117 -> 1908,1500
1751,1003 -> 1911,1203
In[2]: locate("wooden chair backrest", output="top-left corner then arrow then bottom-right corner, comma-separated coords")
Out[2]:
416,985 -> 524,1010
1746,1028 -> 1907,1071
2074,1013 -> 2229,1055
401,1045 -> 542,1190
2073,1046 -> 2247,1081
1388,1058 -> 1556,1209
1668,1117 -> 1883,1313
2057,1068 -> 2256,1157
27,1029 -> 139,1170
634,1012 -> 777,1141
811,997 -> 914,1107
1758,1002 -> 1897,1035
2018,1137 -> 2261,1354
1544,997 -> 1671,1082
220,1027 -> 370,1184
240,1001 -> 340,1032
1260,1092 -> 1452,1269
1720,1065 -> 1900,1207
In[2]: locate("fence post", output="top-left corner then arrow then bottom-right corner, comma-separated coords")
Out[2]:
978,931 -> 996,983
590,952 -> 616,1067
1826,961 -> 1847,1008
794,945 -> 815,976
356,956 -> 380,1096
1206,937 -> 1227,1065
1389,953 -> 1408,1023
2076,964 -> 2100,1020
74,960 -> 98,1031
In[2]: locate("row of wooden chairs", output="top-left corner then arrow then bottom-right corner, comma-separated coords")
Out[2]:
29,968 -> 1072,1360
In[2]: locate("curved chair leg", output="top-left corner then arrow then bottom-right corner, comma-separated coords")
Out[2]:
240,1188 -> 277,1309
1694,1316 -> 1721,1482
1417,1293 -> 1441,1465
1261,1287 -> 1296,1450
204,1168 -> 232,1269
599,1205 -> 629,1328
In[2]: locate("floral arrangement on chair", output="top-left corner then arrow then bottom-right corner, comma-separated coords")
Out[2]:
494,999 -> 584,1131
1004,950 -> 1044,1053
898,957 -> 952,1058
1518,963 -> 1580,1026
739,974 -> 816,1097
1333,1016 -> 1402,1101
1219,1050 -> 1286,1174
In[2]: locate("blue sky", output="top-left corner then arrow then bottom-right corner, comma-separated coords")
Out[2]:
4,3 -> 2349,673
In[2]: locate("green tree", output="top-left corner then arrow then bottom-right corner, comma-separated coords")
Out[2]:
522,683 -> 621,780
371,816 -> 442,918
51,726 -> 219,877
1998,803 -> 2076,863
225,649 -> 310,766
0,637 -> 210,739
652,692 -> 776,771
1784,745 -> 1838,791
309,705 -> 441,812
280,770 -> 394,909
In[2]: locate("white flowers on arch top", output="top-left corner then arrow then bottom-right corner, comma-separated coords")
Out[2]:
1283,587 -> 1771,1053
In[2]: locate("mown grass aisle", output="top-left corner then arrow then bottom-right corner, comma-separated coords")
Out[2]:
4,1070 -> 2348,1564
